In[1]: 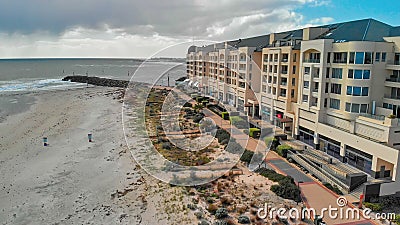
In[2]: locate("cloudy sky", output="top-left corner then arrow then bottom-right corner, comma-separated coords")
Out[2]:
0,0 -> 399,58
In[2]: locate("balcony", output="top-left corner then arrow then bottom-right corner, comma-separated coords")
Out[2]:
332,59 -> 348,64
303,59 -> 320,63
384,94 -> 400,101
386,61 -> 400,70
385,77 -> 400,87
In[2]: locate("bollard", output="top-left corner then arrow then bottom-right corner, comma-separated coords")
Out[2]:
43,137 -> 48,146
88,133 -> 93,142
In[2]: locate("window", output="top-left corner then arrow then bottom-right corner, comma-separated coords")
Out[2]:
293,53 -> 297,62
349,52 -> 355,64
326,68 -> 330,78
327,52 -> 331,63
325,83 -> 329,93
364,52 -> 373,64
330,98 -> 340,110
348,69 -> 370,79
345,103 -> 369,113
333,52 -> 348,63
355,52 -> 364,64
331,83 -> 342,94
292,78 -> 296,86
304,67 -> 310,75
293,65 -> 296,74
375,52 -> 380,62
382,52 -> 386,62
304,81 -> 310,89
331,68 -> 343,79
324,98 -> 328,108
302,95 -> 308,103
347,86 -> 369,96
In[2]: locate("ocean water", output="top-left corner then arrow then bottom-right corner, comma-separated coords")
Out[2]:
0,58 -> 186,120
0,58 -> 186,93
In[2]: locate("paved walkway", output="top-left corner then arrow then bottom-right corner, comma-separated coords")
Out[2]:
203,107 -> 376,225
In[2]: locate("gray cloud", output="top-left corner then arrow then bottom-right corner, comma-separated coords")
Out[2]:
0,0 -> 332,58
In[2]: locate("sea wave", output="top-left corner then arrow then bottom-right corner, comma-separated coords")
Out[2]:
0,78 -> 87,93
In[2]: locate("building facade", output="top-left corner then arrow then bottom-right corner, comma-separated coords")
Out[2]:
187,19 -> 400,196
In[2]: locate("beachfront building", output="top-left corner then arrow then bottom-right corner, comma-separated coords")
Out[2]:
186,18 -> 400,197
260,30 -> 302,135
187,37 -> 268,116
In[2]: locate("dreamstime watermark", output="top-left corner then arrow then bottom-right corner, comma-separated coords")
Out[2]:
122,40 -> 275,186
257,196 -> 396,221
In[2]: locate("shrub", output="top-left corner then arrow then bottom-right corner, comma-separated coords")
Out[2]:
221,112 -> 229,120
249,128 -> 261,138
183,102 -> 192,107
193,114 -> 205,123
388,114 -> 396,119
238,215 -> 251,224
213,221 -> 227,225
276,144 -> 292,158
364,202 -> 383,212
226,141 -> 244,154
271,180 -> 301,202
216,128 -> 230,143
162,142 -> 171,150
230,116 -> 248,129
215,208 -> 229,219
265,137 -> 279,150
207,204 -> 218,214
240,150 -> 254,164
194,211 -> 203,219
323,182 -> 343,195
198,219 -> 210,225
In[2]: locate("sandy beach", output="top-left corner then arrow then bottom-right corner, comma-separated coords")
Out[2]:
0,87 -> 195,225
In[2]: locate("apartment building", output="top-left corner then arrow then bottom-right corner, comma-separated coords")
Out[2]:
186,19 -> 400,196
187,36 -> 267,116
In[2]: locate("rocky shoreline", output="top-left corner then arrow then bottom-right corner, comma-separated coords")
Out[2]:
62,76 -> 130,88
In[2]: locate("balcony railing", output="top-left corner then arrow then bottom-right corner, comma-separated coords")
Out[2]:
332,59 -> 348,64
386,77 -> 400,83
359,113 -> 385,121
384,94 -> 400,100
303,59 -> 321,63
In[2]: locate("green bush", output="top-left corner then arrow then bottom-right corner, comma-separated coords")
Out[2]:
276,144 -> 292,158
238,215 -> 250,224
215,208 -> 228,219
264,136 -> 279,150
216,128 -> 230,143
240,150 -> 254,164
249,128 -> 261,138
270,180 -> 301,202
323,182 -> 343,195
230,116 -> 248,129
364,202 -> 383,212
183,102 -> 192,107
221,112 -> 229,120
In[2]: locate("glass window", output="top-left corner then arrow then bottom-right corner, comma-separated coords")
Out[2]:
362,87 -> 369,96
351,104 -> 360,113
360,104 -> 368,113
353,87 -> 361,96
375,52 -> 380,62
364,52 -> 372,64
346,103 -> 351,112
348,69 -> 354,78
354,70 -> 363,79
330,98 -> 340,110
331,83 -> 342,94
363,70 -> 370,79
382,52 -> 386,62
304,81 -> 309,88
303,95 -> 308,102
347,86 -> 352,95
355,52 -> 364,64
332,68 -> 343,79
326,68 -> 330,78
349,52 -> 355,64
305,67 -> 310,74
